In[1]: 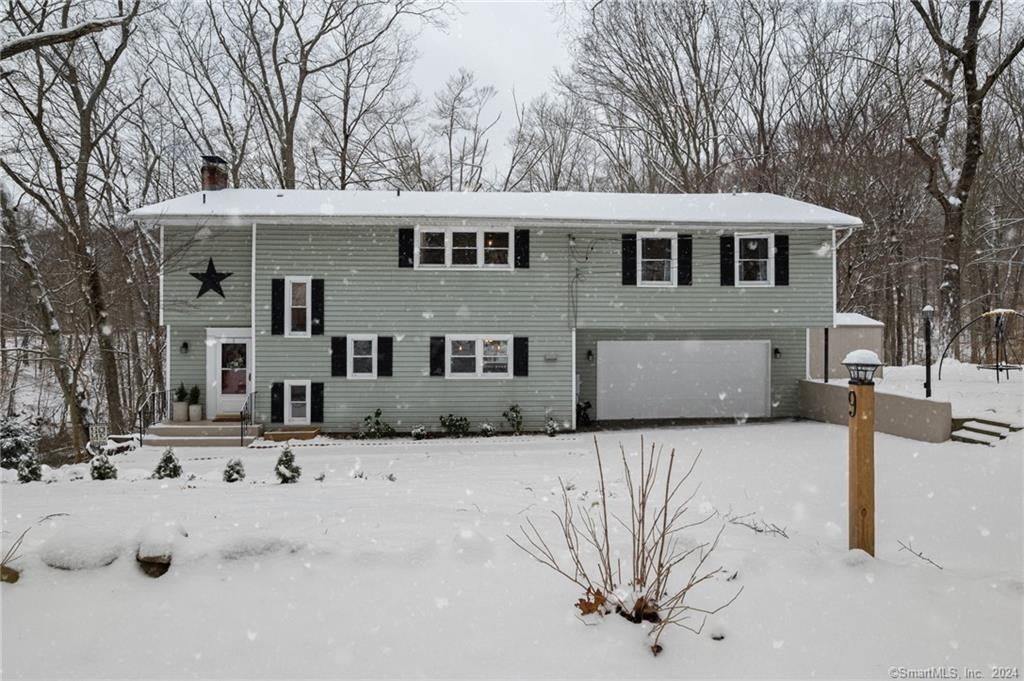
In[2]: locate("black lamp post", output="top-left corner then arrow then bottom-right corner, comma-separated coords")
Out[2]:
922,305 -> 934,398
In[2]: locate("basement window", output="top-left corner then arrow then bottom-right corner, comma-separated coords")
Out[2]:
285,380 -> 310,425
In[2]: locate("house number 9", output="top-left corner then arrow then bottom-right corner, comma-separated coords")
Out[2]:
848,391 -> 857,417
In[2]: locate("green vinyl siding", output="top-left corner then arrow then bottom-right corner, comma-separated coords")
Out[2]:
571,228 -> 833,329
162,225 -> 251,328
251,224 -> 572,432
165,325 -> 209,408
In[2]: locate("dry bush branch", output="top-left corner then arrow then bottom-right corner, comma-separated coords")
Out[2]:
508,436 -> 740,656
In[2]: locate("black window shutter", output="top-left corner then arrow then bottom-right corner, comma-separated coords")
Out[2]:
398,228 -> 414,268
429,336 -> 445,376
513,337 -> 529,376
270,382 -> 284,423
378,336 -> 393,376
311,382 -> 324,423
775,235 -> 789,286
331,336 -> 347,377
677,234 -> 692,286
621,234 -> 637,285
311,279 -> 324,335
514,229 -> 530,268
720,236 -> 735,286
271,279 -> 285,335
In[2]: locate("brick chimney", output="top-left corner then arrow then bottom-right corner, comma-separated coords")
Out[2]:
200,155 -> 229,191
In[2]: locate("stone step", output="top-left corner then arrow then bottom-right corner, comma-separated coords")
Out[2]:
960,420 -> 1009,438
951,429 -> 999,446
142,435 -> 258,447
147,423 -> 262,438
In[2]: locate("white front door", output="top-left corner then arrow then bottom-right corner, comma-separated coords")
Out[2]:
206,328 -> 252,417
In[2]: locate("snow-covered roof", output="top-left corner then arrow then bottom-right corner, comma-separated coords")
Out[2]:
835,312 -> 884,327
129,189 -> 861,228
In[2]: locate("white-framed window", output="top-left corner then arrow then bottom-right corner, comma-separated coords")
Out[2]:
416,228 -> 446,267
285,276 -> 312,337
445,334 -> 512,379
413,226 -> 514,270
284,380 -> 311,425
347,334 -> 377,379
637,231 -> 677,287
734,233 -> 775,287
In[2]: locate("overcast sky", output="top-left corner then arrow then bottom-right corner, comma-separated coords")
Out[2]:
409,0 -> 573,176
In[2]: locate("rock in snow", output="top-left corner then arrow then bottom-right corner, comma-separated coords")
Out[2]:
39,526 -> 123,570
136,522 -> 188,577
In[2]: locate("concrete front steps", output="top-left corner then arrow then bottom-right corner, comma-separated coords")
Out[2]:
951,418 -> 1020,446
143,421 -> 263,447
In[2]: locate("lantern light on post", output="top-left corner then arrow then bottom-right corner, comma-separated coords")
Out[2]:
842,348 -> 881,557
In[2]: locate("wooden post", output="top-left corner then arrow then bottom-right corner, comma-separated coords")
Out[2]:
848,383 -> 875,555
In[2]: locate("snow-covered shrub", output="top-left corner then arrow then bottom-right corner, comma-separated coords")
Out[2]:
503,404 -> 523,435
509,438 -> 738,656
1,415 -> 39,470
439,414 -> 470,437
357,409 -> 396,439
411,425 -> 428,440
17,452 -> 42,483
223,458 -> 246,483
545,417 -> 560,437
382,472 -> 397,482
479,422 -> 496,437
90,454 -> 117,481
275,447 -> 301,484
152,447 -> 182,479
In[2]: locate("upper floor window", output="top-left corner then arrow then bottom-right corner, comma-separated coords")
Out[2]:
414,227 -> 513,270
637,231 -> 677,287
285,276 -> 311,336
735,234 -> 774,287
445,334 -> 512,378
347,335 -> 377,379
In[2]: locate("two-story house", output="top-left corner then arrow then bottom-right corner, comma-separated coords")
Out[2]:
130,157 -> 860,439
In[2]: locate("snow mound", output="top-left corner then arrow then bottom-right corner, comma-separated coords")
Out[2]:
450,528 -> 494,563
219,535 -> 304,561
136,521 -> 188,560
39,526 -> 124,570
842,349 -> 881,365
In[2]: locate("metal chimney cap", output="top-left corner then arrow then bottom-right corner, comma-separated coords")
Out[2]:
201,154 -> 228,165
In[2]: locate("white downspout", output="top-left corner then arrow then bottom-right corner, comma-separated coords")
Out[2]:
251,223 -> 257,413
571,327 -> 577,431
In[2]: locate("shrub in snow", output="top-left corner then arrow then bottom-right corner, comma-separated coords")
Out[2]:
90,454 -> 117,480
223,458 -> 246,483
1,414 -> 39,470
152,447 -> 182,479
411,425 -> 428,440
382,472 -> 397,482
275,447 -> 301,484
439,414 -> 470,437
502,404 -> 523,435
545,417 -> 560,437
479,422 -> 496,437
17,452 -> 42,483
357,409 -> 396,439
509,438 -> 739,656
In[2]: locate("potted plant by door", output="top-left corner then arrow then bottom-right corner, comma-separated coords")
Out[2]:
188,385 -> 203,422
172,383 -> 189,422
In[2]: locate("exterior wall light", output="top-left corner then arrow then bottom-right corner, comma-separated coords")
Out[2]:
180,341 -> 189,355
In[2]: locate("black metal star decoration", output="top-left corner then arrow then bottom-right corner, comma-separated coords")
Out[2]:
190,258 -> 232,298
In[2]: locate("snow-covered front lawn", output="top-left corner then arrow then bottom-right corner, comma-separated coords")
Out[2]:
3,421 -> 1022,679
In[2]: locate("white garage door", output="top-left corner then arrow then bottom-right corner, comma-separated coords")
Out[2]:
596,340 -> 771,420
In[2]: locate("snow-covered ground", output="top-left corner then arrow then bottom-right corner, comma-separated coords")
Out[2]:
877,360 -> 1023,424
3,416 -> 1021,679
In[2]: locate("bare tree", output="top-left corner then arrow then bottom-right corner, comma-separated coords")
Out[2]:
906,0 -> 1024,345
431,68 -> 498,192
